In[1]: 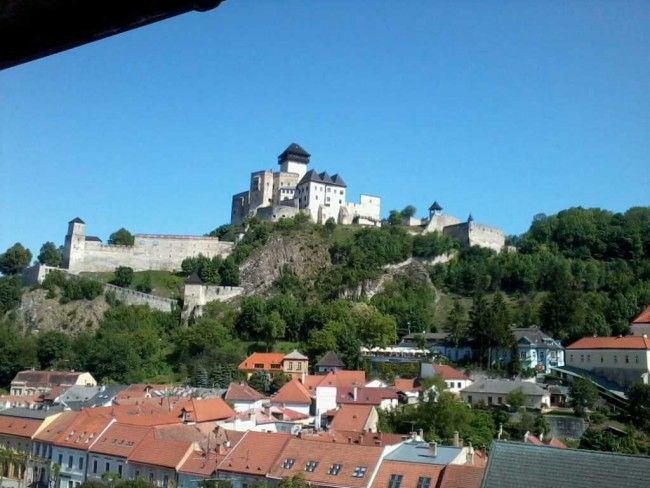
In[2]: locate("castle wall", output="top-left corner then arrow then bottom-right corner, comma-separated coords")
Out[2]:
272,172 -> 300,205
182,283 -> 244,321
231,191 -> 250,226
256,204 -> 302,222
422,214 -> 460,233
468,223 -> 505,252
69,235 -> 233,273
345,194 -> 381,223
104,284 -> 175,313
442,223 -> 471,247
248,170 -> 274,213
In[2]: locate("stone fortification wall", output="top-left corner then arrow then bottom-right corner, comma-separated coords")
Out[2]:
104,284 -> 175,313
345,194 -> 381,223
182,283 -> 244,321
256,204 -> 302,222
442,222 -> 471,247
72,235 -> 233,273
467,223 -> 505,252
22,264 -> 72,286
422,214 -> 460,233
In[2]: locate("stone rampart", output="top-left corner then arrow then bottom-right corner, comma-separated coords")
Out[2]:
21,264 -> 73,286
104,284 -> 175,313
181,283 -> 244,321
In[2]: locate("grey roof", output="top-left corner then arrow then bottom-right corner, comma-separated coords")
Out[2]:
185,271 -> 204,285
512,328 -> 562,350
297,169 -> 347,188
315,351 -> 344,368
69,217 -> 85,224
278,143 -> 310,164
84,236 -> 102,242
65,384 -> 128,410
283,350 -> 308,360
482,441 -> 650,488
57,385 -> 101,404
385,440 -> 462,466
462,379 -> 547,397
0,405 -> 64,419
429,201 -> 442,211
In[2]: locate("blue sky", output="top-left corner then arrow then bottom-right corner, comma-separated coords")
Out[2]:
1,1 -> 648,256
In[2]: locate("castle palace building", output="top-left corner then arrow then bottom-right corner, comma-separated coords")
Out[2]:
231,143 -> 380,226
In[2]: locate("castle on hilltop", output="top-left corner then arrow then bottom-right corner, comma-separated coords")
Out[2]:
62,218 -> 233,273
231,143 -> 381,226
412,202 -> 505,253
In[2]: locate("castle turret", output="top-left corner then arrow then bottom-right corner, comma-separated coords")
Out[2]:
62,217 -> 86,271
429,201 -> 443,218
467,213 -> 474,223
278,143 -> 310,178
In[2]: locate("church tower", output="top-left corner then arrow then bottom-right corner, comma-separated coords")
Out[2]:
278,143 -> 310,178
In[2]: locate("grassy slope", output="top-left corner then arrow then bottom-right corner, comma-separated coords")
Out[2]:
80,270 -> 184,299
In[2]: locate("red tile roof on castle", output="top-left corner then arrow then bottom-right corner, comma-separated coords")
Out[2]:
428,364 -> 470,381
218,431 -> 291,476
371,460 -> 445,488
267,437 -> 384,488
225,383 -> 264,402
271,379 -> 312,405
238,352 -> 285,372
0,415 -> 43,438
438,465 -> 485,488
632,305 -> 650,324
328,405 -> 374,433
88,423 -> 150,457
566,336 -> 650,350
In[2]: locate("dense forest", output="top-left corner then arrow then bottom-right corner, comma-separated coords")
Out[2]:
1,206 -> 648,389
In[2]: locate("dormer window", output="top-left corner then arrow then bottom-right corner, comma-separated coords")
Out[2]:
282,458 -> 295,469
328,464 -> 342,475
352,466 -> 367,478
305,461 -> 318,472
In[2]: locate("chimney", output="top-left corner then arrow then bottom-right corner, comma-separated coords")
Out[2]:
467,442 -> 474,465
410,432 -> 417,441
353,386 -> 358,401
263,403 -> 271,417
524,431 -> 530,443
497,423 -> 503,440
429,442 -> 438,457
418,428 -> 424,441
539,432 -> 544,442
453,431 -> 460,448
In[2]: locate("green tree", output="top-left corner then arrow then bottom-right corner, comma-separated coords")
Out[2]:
506,388 -> 526,410
627,383 -> 650,432
220,257 -> 240,286
0,243 -> 32,275
108,228 -> 135,246
351,303 -> 397,347
37,331 -> 72,369
37,241 -> 61,267
278,475 -> 309,488
444,300 -> 468,347
112,266 -> 134,287
135,272 -> 153,293
0,320 -> 38,386
248,371 -> 271,394
208,224 -> 238,242
260,310 -> 286,351
569,378 -> 599,417
0,275 -> 22,314
400,205 -> 417,219
387,210 -> 403,226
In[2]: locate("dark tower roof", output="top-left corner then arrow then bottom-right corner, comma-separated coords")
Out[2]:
185,271 -> 204,285
298,169 -> 347,188
429,201 -> 442,212
315,351 -> 345,368
467,213 -> 474,222
278,143 -> 310,165
69,217 -> 85,224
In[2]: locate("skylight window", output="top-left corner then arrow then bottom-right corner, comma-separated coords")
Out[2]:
352,466 -> 367,478
416,477 -> 431,488
281,458 -> 295,469
305,460 -> 318,472
328,464 -> 342,476
388,474 -> 403,488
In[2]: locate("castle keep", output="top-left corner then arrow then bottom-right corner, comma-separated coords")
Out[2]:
62,218 -> 233,273
231,143 -> 381,226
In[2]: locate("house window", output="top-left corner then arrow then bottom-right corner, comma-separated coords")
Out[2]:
467,395 -> 472,403
68,455 -> 73,469
105,462 -> 110,473
305,461 -> 318,472
163,475 -> 169,487
601,356 -> 604,363
149,473 -> 154,483
254,363 -> 264,369
457,382 -> 462,389
79,457 -> 83,470
118,465 -> 122,477
68,481 -> 73,488
417,477 -> 432,488
352,466 -> 367,478
580,355 -> 584,363
58,454 -> 63,466
635,355 -> 640,364
328,464 -> 342,475
488,396 -> 493,405
587,354 -> 590,362
93,460 -> 97,473
625,355 -> 629,364
282,458 -> 296,469
388,474 -> 403,488
498,397 -> 503,404
614,356 -> 618,363
135,471 -> 140,478
570,354 -> 574,362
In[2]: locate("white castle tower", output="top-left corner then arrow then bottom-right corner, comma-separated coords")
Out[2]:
62,217 -> 86,272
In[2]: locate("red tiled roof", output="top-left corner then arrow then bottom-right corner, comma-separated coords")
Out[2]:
178,429 -> 245,476
632,305 -> 650,325
0,415 -> 43,438
547,438 -> 567,449
271,379 -> 312,405
393,378 -> 419,392
238,353 -> 285,372
567,336 -> 650,350
225,383 -> 264,402
268,437 -> 384,488
88,423 -> 150,457
52,410 -> 114,449
371,460 -> 445,488
219,431 -> 291,476
114,384 -> 172,401
12,370 -> 85,388
128,430 -> 194,469
429,364 -> 470,381
33,411 -> 80,443
328,405 -> 374,433
184,398 -> 235,422
302,431 -> 406,447
438,464 -> 485,488
337,387 -> 397,406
